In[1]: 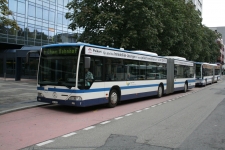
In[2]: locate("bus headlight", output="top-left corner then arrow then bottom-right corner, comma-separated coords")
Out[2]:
68,96 -> 82,100
38,92 -> 44,97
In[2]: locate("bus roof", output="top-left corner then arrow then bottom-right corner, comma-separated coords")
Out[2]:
164,56 -> 186,61
132,50 -> 158,56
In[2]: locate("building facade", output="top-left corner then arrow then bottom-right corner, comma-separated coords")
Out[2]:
0,0 -> 81,47
209,27 -> 225,68
0,0 -> 83,79
186,0 -> 203,16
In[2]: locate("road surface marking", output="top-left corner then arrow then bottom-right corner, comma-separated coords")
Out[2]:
83,126 -> 95,130
62,132 -> 77,137
36,140 -> 54,146
115,117 -> 123,120
100,121 -> 111,125
125,113 -> 133,116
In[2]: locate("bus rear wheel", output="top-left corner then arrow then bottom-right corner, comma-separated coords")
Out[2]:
108,89 -> 119,108
157,85 -> 163,98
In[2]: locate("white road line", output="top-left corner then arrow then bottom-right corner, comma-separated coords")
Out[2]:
115,117 -> 123,120
151,105 -> 157,107
157,103 -> 162,105
36,140 -> 54,146
100,121 -> 111,125
163,102 -> 167,104
136,110 -> 142,113
144,108 -> 149,110
125,113 -> 133,116
62,132 -> 77,137
83,126 -> 95,130
168,100 -> 172,102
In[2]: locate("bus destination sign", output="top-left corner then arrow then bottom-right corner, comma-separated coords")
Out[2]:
42,47 -> 79,56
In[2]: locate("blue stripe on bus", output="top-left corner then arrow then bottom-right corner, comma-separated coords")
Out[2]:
37,91 -> 158,107
37,80 -> 195,93
37,84 -> 161,93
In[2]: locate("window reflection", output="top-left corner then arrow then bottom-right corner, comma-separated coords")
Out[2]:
57,13 -> 63,24
43,9 -> 49,20
42,29 -> 48,40
18,2 -> 25,14
36,7 -> 43,19
58,0 -> 64,6
28,26 -> 35,38
28,5 -> 35,17
9,0 -> 17,12
49,11 -> 55,22
5,0 -> 77,46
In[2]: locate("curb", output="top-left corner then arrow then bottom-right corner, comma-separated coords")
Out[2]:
0,104 -> 50,115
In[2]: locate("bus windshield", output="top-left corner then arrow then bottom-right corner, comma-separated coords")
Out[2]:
38,46 -> 80,88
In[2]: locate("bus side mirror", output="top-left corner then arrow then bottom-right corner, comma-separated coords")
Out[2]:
85,57 -> 91,68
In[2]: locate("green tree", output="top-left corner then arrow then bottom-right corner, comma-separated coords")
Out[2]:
66,0 -> 163,51
66,0 -> 221,63
0,0 -> 19,30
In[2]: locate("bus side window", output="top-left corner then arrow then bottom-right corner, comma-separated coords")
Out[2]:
94,57 -> 103,81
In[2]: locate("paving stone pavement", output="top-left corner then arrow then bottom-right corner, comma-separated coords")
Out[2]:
0,77 -> 47,115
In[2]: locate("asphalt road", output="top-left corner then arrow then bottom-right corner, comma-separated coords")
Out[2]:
20,80 -> 225,150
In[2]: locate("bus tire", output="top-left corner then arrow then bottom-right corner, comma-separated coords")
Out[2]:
108,89 -> 119,108
184,83 -> 188,93
157,85 -> 163,98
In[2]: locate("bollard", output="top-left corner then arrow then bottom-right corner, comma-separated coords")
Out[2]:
4,73 -> 6,81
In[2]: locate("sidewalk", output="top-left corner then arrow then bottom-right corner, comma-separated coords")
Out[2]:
0,77 -> 47,115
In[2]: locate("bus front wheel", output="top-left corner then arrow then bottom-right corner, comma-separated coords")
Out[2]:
157,85 -> 163,98
108,89 -> 119,108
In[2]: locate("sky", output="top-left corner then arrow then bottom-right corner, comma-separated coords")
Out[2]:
202,0 -> 225,27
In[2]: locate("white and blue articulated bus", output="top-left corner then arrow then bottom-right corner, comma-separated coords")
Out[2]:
37,43 -> 195,107
195,62 -> 221,86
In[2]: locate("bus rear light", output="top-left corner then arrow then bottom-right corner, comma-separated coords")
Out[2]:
68,96 -> 82,101
38,92 -> 44,97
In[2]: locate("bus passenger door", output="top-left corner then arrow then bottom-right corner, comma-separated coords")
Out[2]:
166,59 -> 174,94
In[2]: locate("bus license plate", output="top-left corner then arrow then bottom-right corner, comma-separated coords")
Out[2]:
52,101 -> 58,104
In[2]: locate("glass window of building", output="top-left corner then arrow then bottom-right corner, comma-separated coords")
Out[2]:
36,7 -> 43,19
43,9 -> 49,21
57,13 -> 63,24
17,1 -> 25,14
28,4 -> 35,17
49,11 -> 55,22
58,0 -> 64,6
9,0 -> 17,12
36,0 -> 42,5
42,29 -> 49,41
35,28 -> 42,39
64,0 -> 69,6
63,13 -> 68,25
